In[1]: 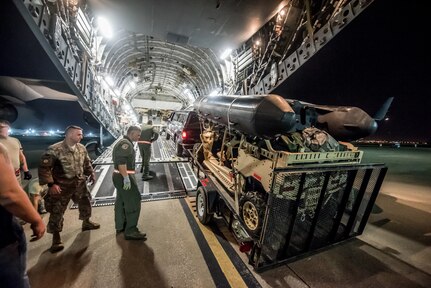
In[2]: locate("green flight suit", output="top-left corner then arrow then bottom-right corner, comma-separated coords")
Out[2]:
112,136 -> 141,235
138,124 -> 159,177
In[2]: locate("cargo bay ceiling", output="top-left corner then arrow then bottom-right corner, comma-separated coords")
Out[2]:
88,0 -> 374,111
1,0 -> 374,136
88,0 -> 289,111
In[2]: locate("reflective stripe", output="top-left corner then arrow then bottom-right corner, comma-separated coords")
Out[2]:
113,169 -> 135,174
137,140 -> 151,144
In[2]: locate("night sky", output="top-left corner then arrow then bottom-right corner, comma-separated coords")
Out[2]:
275,0 -> 430,142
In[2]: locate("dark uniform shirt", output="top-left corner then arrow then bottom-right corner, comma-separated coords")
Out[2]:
112,136 -> 136,170
140,124 -> 159,143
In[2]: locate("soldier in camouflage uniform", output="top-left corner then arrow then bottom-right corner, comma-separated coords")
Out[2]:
112,125 -> 147,240
138,120 -> 159,180
38,125 -> 100,253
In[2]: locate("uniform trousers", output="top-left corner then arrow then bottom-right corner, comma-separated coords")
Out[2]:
138,144 -> 151,176
112,173 -> 141,234
44,178 -> 92,233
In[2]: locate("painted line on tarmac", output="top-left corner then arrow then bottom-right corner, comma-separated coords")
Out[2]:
180,197 -> 248,288
179,198 -> 230,287
211,223 -> 262,288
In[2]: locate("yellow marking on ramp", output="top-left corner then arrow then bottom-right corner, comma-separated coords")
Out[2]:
185,197 -> 247,288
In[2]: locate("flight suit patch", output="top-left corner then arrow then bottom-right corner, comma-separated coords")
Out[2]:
122,144 -> 129,150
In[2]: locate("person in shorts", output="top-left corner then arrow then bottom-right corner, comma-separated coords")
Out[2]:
25,177 -> 47,214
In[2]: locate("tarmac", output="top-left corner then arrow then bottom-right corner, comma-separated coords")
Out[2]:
22,146 -> 431,287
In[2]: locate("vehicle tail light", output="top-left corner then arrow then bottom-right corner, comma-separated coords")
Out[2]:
239,241 -> 253,253
181,130 -> 187,139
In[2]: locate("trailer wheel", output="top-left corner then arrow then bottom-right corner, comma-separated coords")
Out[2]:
196,187 -> 213,224
240,191 -> 265,238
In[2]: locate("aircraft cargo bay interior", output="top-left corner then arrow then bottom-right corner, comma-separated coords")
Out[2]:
0,0 -> 430,287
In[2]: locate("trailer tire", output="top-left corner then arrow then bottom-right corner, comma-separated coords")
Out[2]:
240,191 -> 265,238
196,187 -> 213,224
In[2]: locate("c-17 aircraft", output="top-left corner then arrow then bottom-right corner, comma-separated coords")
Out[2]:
1,1 -> 423,287
1,0 -> 385,141
0,74 -> 392,141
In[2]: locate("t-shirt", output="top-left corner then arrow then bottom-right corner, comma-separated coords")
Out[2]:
0,136 -> 22,170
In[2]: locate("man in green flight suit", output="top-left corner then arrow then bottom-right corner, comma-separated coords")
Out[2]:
138,119 -> 159,181
112,125 -> 146,240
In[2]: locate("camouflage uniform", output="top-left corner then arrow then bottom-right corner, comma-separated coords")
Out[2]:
38,140 -> 94,233
138,124 -> 159,177
112,136 -> 141,235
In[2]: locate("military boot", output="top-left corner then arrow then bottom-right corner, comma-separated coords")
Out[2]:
50,232 -> 64,253
141,174 -> 153,181
82,219 -> 101,231
124,230 -> 147,241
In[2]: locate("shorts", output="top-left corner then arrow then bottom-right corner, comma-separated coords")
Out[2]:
26,178 -> 48,198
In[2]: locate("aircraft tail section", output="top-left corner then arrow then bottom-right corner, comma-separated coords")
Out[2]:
374,97 -> 394,121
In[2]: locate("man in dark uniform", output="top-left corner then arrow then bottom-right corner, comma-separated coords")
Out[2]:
112,125 -> 147,240
138,119 -> 159,180
39,125 -> 100,253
